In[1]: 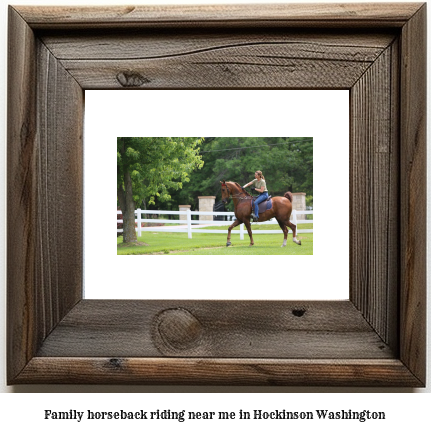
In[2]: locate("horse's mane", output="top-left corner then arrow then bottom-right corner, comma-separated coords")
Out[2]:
229,181 -> 251,197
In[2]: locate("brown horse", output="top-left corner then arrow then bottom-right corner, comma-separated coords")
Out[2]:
220,181 -> 302,247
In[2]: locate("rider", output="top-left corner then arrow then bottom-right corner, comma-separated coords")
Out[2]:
243,170 -> 268,222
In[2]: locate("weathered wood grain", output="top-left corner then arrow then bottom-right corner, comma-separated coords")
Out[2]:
40,30 -> 395,89
35,40 -> 84,336
59,58 -> 371,89
16,3 -> 423,29
387,38 -> 401,353
41,31 -> 395,60
350,44 -> 399,348
7,6 -> 38,382
7,6 -> 83,382
59,45 -> 387,89
399,3 -> 427,385
36,300 -> 394,359
7,3 -> 426,386
15,358 -> 423,386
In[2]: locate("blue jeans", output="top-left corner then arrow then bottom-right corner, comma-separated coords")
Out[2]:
254,192 -> 268,218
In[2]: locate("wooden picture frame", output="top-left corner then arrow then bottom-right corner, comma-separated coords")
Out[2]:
7,3 -> 426,386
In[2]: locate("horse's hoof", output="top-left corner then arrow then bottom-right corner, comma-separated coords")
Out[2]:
226,242 -> 232,247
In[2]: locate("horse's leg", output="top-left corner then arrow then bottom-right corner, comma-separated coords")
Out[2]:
277,220 -> 289,247
226,218 -> 241,246
243,218 -> 254,246
286,220 -> 301,245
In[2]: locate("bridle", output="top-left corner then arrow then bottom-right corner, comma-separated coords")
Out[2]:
222,182 -> 252,203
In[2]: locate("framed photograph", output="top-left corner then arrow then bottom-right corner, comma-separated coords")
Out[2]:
86,90 -> 348,300
7,3 -> 426,386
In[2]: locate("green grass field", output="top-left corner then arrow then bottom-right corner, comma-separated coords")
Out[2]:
117,223 -> 313,255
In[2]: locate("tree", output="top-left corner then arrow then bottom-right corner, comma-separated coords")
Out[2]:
168,137 -> 313,212
117,137 -> 204,243
127,137 -> 313,217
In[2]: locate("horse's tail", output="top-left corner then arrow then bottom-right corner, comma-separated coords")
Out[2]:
284,191 -> 293,202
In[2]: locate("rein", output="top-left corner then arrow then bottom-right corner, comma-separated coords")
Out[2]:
225,184 -> 252,200
222,182 -> 260,218
231,193 -> 252,200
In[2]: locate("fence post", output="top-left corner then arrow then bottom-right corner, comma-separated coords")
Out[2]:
187,209 -> 192,239
292,209 -> 298,228
240,223 -> 244,240
136,209 -> 142,237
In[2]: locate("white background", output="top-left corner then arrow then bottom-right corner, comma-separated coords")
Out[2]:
85,90 -> 349,300
0,0 -> 429,424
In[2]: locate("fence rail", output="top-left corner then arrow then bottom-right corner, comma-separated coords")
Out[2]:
117,209 -> 313,239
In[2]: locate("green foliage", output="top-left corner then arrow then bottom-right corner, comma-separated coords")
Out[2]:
117,137 -> 313,220
117,231 -> 313,255
117,137 -> 204,207
157,137 -> 313,211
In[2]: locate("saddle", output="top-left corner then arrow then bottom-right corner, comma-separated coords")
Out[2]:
252,195 -> 273,214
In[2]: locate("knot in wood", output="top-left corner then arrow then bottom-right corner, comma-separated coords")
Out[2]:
154,308 -> 203,351
116,71 -> 150,87
108,358 -> 123,369
292,308 -> 306,317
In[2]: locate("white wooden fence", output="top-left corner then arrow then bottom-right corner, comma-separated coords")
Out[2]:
117,209 -> 313,239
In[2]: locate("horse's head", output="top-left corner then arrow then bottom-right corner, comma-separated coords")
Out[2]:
220,180 -> 231,204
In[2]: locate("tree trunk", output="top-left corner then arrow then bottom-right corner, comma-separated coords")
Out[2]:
118,169 -> 137,243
